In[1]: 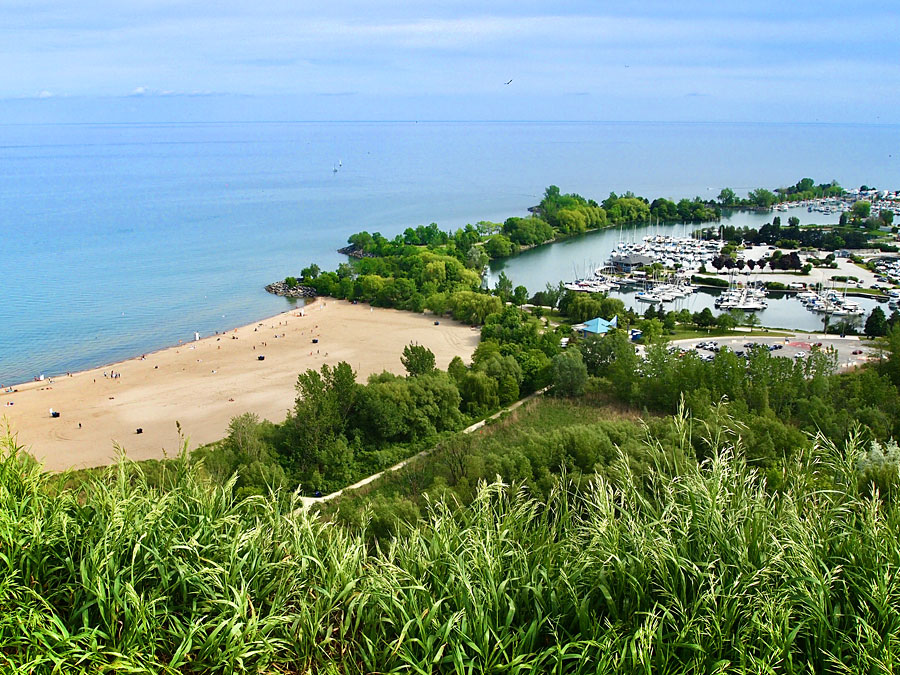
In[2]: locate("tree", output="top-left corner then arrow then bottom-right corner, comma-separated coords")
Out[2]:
401,343 -> 436,377
447,355 -> 468,384
284,276 -> 299,288
880,325 -> 900,387
749,188 -> 777,208
459,371 -> 499,415
288,362 -> 359,477
551,349 -> 588,397
465,246 -> 489,270
484,234 -> 514,258
852,201 -> 872,220
865,307 -> 888,338
693,307 -> 716,328
512,285 -> 529,306
716,313 -> 736,331
301,264 -> 321,281
718,187 -> 737,207
889,310 -> 900,330
639,318 -> 664,344
880,210 -> 894,227
494,272 -> 513,302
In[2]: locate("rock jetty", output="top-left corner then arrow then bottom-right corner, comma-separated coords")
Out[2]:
265,281 -> 317,298
337,244 -> 377,259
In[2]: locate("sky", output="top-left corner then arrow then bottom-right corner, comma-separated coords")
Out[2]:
2,0 -> 900,123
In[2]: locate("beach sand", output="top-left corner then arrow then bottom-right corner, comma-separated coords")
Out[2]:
1,300 -> 479,472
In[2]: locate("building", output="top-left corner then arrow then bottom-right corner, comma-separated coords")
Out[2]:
573,315 -> 618,337
609,253 -> 653,273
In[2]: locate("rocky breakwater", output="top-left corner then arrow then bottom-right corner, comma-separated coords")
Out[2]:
265,281 -> 317,298
337,244 -> 378,259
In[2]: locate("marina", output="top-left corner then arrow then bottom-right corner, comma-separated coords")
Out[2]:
609,233 -> 723,271
489,213 -> 890,332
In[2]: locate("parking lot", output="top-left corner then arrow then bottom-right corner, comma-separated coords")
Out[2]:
666,334 -> 876,370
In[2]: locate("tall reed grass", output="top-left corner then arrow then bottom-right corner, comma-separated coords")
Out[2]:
1,409 -> 898,673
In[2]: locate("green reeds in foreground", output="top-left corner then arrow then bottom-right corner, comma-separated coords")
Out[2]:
1,410 -> 899,674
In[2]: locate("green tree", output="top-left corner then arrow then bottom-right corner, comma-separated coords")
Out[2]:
728,309 -> 746,326
852,201 -> 872,220
484,234 -> 514,258
879,325 -> 900,386
717,187 -> 736,206
749,188 -> 777,208
494,272 -> 513,302
287,362 -> 359,478
447,355 -> 468,384
465,245 -> 489,270
551,348 -> 588,397
512,285 -> 529,306
301,264 -> 321,281
716,313 -> 737,332
459,371 -> 499,415
865,307 -> 888,338
693,307 -> 716,328
401,343 -> 436,377
639,318 -> 665,343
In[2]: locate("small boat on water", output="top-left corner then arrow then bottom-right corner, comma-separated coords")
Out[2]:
636,290 -> 665,303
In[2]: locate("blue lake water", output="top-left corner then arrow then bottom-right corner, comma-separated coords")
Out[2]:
2,121 -> 899,384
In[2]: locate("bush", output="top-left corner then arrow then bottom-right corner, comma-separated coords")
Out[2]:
691,275 -> 729,288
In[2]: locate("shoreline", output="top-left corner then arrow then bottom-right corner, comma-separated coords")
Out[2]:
1,299 -> 311,393
1,299 -> 480,472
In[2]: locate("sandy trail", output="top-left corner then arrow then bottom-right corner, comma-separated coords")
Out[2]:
1,300 -> 479,471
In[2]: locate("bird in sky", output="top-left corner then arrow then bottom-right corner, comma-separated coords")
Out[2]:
505,79 -> 513,85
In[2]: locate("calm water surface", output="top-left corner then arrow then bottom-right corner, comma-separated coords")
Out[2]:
2,121 -> 898,384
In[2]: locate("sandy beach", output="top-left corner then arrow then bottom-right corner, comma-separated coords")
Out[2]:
1,300 -> 479,472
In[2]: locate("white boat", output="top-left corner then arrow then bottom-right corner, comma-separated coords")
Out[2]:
636,291 -> 664,303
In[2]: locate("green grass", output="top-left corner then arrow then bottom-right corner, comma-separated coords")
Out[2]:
844,287 -> 889,297
3,407 -> 900,672
665,326 -> 792,341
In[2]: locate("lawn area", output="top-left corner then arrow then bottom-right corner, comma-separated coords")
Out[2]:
846,287 -> 889,297
664,326 -> 792,341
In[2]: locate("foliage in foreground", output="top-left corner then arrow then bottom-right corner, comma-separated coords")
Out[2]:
3,408 -> 900,673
